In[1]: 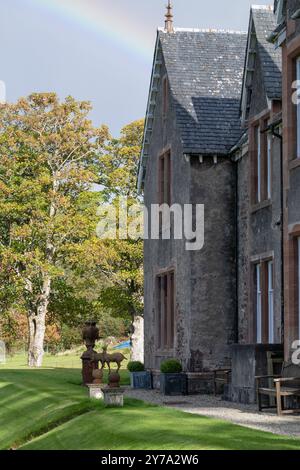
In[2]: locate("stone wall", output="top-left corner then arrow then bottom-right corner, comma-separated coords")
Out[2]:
144,50 -> 238,373
143,53 -> 192,371
282,1 -> 300,358
249,51 -> 268,119
189,156 -> 237,371
230,343 -> 283,404
236,152 -> 251,343
235,35 -> 283,346
287,0 -> 300,38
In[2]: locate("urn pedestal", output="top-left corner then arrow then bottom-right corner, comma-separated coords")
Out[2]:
87,384 -> 104,400
102,387 -> 125,407
81,321 -> 100,386
81,351 -> 99,386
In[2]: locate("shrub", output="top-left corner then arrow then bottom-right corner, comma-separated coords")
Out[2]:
127,361 -> 145,372
160,359 -> 182,374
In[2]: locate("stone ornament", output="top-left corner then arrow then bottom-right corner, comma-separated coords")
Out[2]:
92,346 -> 126,372
81,321 -> 100,386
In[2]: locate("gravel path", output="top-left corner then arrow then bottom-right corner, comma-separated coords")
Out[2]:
124,388 -> 300,438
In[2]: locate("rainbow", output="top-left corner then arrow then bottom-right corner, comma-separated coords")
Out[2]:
25,0 -> 154,62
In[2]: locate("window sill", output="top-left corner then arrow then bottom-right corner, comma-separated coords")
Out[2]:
155,349 -> 175,356
250,199 -> 272,214
289,158 -> 300,171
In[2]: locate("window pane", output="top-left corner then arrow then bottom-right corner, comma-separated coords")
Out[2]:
164,152 -> 171,206
156,272 -> 175,350
297,58 -> 300,159
268,261 -> 274,344
257,126 -> 261,202
256,264 -> 262,343
163,275 -> 168,348
298,238 -> 300,341
157,277 -> 162,349
267,133 -> 272,199
159,157 -> 165,204
170,273 -> 174,348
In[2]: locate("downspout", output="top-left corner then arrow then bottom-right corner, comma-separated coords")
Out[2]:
235,159 -> 239,344
271,125 -> 284,345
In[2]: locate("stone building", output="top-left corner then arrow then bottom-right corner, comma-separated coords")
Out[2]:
138,2 -> 300,401
269,0 -> 300,360
230,5 -> 284,403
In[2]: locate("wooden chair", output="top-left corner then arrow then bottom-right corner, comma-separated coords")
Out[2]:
213,369 -> 231,396
266,351 -> 284,407
256,363 -> 300,416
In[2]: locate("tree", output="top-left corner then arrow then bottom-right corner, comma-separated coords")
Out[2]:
0,93 -> 108,366
97,120 -> 144,326
98,119 -> 144,200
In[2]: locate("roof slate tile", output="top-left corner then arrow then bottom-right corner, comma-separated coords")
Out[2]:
159,30 -> 247,155
251,8 -> 282,100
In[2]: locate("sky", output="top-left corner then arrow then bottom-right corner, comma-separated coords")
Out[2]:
0,0 -> 272,135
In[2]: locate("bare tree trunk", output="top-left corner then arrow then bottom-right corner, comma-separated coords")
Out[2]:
27,177 -> 57,368
130,315 -> 144,363
27,276 -> 51,368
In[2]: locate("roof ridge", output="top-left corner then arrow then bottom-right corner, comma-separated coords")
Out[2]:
158,27 -> 247,34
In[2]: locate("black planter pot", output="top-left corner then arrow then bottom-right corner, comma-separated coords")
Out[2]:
160,373 -> 187,396
130,371 -> 152,389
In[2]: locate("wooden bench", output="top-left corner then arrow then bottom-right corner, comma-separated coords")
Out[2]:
256,363 -> 300,416
213,369 -> 231,396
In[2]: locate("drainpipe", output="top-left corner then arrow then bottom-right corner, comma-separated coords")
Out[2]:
270,125 -> 284,345
235,160 -> 239,344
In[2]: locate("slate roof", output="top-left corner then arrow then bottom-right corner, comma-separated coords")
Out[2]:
159,30 -> 247,155
252,7 -> 282,100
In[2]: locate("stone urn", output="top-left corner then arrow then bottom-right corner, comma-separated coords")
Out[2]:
92,368 -> 103,385
108,371 -> 121,388
82,321 -> 99,350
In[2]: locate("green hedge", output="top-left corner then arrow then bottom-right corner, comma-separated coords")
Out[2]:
160,359 -> 182,374
127,361 -> 145,372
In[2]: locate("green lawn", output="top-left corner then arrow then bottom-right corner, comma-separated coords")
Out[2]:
1,354 -> 300,450
20,400 -> 300,451
0,353 -> 129,450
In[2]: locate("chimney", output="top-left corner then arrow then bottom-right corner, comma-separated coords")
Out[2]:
165,0 -> 174,33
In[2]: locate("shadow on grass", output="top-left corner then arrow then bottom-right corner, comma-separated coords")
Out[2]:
2,368 -> 300,451
0,367 -> 129,450
20,398 -> 300,451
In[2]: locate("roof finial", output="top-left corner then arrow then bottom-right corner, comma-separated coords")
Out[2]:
165,0 -> 174,33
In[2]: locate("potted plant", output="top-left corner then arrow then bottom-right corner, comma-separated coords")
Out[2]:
160,359 -> 187,396
127,361 -> 152,389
